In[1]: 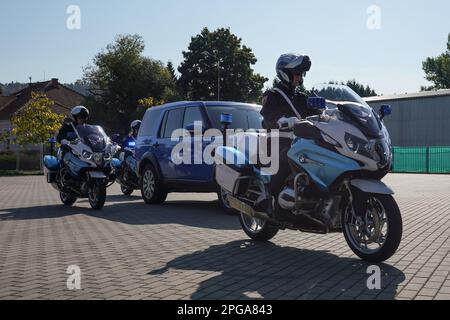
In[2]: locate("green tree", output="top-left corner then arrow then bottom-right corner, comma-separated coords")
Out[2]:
167,61 -> 178,82
10,92 -> 64,145
422,34 -> 450,91
178,27 -> 268,102
83,34 -> 179,134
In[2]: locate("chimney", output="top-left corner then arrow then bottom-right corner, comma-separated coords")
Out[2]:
51,78 -> 59,87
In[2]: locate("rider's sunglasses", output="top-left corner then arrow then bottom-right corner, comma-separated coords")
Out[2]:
293,70 -> 307,77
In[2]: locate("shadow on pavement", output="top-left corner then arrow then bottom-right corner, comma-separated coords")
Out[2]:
149,240 -> 405,300
0,199 -> 240,230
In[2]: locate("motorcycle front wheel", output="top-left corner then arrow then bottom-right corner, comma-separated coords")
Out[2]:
88,180 -> 107,210
121,184 -> 134,196
343,194 -> 403,263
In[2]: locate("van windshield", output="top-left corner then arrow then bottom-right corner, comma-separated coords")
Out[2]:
206,106 -> 263,130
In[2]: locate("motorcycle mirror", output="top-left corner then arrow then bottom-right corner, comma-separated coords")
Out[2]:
379,104 -> 392,120
307,97 -> 326,110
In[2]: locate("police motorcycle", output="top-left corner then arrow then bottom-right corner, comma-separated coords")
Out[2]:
111,120 -> 141,195
43,120 -> 122,210
215,84 -> 402,262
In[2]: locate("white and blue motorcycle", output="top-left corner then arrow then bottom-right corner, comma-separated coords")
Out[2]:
44,123 -> 121,210
215,84 -> 402,262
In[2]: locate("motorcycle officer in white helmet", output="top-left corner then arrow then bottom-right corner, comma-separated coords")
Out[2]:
260,53 -> 321,220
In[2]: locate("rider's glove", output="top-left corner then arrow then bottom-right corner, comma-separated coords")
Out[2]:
277,117 -> 301,130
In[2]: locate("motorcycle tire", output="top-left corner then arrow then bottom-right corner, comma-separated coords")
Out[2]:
88,180 -> 107,210
60,192 -> 77,206
121,184 -> 134,196
343,194 -> 403,263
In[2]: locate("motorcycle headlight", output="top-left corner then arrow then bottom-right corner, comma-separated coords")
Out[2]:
344,133 -> 391,167
375,139 -> 392,168
82,151 -> 93,160
344,133 -> 367,154
321,132 -> 341,147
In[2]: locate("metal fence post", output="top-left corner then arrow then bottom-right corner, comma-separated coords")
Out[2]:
391,147 -> 395,173
40,143 -> 44,172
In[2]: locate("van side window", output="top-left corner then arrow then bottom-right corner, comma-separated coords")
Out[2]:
183,106 -> 205,128
158,111 -> 169,138
163,108 -> 185,138
139,109 -> 162,137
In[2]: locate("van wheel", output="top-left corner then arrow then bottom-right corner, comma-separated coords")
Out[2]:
141,165 -> 167,204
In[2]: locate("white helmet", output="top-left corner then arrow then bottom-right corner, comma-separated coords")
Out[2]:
276,53 -> 311,86
70,106 -> 89,122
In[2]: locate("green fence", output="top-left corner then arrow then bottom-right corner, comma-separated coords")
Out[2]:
393,147 -> 450,174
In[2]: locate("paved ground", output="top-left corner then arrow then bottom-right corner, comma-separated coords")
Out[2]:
0,174 -> 449,300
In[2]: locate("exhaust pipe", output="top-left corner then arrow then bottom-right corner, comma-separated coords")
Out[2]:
227,195 -> 275,223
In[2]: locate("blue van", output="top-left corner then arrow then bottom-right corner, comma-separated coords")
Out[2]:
135,101 -> 263,213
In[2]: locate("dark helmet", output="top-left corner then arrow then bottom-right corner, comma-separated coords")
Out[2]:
276,53 -> 311,87
71,106 -> 89,122
130,120 -> 141,132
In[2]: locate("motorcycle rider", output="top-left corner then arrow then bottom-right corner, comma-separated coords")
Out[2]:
121,120 -> 141,149
260,53 -> 324,222
120,120 -> 141,174
56,106 -> 90,143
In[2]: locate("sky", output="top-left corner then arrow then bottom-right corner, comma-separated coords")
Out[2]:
0,0 -> 449,95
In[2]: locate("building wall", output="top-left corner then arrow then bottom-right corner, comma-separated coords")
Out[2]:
366,96 -> 450,147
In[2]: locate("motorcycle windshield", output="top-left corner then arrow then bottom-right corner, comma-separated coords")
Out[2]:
312,84 -> 382,138
76,125 -> 108,152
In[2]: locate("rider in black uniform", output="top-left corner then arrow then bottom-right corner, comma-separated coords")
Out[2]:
261,54 -> 319,198
56,106 -> 89,143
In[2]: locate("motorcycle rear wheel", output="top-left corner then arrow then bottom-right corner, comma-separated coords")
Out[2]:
60,192 -> 77,206
239,213 -> 279,241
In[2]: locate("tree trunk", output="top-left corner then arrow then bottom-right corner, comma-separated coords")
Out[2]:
15,145 -> 20,172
